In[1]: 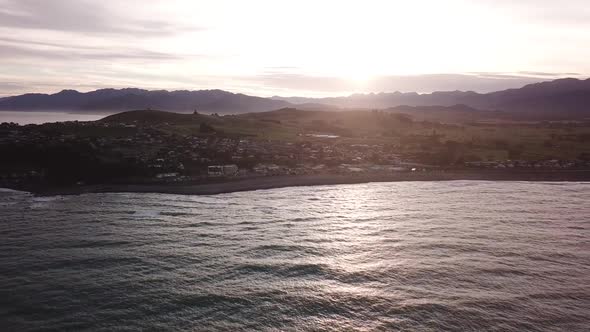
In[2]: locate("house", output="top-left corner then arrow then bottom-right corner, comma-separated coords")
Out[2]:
208,164 -> 239,177
208,165 -> 223,176
156,172 -> 178,179
253,163 -> 281,175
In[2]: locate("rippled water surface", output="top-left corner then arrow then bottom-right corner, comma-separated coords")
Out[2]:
1,181 -> 589,331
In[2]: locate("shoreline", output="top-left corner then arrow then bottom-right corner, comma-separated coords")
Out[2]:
4,170 -> 590,196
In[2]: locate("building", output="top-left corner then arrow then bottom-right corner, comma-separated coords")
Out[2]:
156,172 -> 178,179
208,164 -> 239,177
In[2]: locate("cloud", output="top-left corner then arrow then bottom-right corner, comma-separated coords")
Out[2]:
0,0 -> 200,35
0,43 -> 187,62
0,36 -> 211,64
369,74 -> 542,93
0,81 -> 27,94
517,71 -> 581,77
480,0 -> 590,25
254,74 -> 353,93
0,1 -> 587,98
244,73 -> 560,95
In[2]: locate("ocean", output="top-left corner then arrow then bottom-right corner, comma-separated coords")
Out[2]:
0,111 -> 106,125
1,181 -> 588,331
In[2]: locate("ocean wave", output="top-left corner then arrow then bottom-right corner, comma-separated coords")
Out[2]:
1,181 -> 589,331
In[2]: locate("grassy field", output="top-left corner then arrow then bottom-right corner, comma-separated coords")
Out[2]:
99,108 -> 590,162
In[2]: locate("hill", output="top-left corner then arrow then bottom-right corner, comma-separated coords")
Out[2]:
98,108 -> 428,139
384,104 -> 498,123
95,108 -> 590,163
100,109 -> 216,125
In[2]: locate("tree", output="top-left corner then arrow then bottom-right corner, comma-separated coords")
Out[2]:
199,122 -> 215,133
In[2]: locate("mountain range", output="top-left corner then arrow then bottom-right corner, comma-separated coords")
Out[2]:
274,78 -> 590,119
0,88 -> 289,114
1,78 -> 589,119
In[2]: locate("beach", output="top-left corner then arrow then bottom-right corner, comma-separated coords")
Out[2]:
9,169 -> 590,196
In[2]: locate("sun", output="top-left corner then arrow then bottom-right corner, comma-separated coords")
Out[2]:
347,72 -> 374,92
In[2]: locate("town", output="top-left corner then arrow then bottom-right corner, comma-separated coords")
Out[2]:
1,109 -> 589,188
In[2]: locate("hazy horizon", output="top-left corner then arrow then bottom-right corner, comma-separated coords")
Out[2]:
1,0 -> 589,97
2,75 -> 589,100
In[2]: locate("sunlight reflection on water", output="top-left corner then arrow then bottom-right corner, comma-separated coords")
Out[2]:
1,181 -> 589,331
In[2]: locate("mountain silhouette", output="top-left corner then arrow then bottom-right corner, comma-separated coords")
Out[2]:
0,88 -> 289,114
275,78 -> 590,118
1,78 -> 589,119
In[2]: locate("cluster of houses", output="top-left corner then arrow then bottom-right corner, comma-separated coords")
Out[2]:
2,120 -> 590,185
464,159 -> 582,169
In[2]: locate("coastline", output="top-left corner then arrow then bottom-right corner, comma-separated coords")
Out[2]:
5,169 -> 590,196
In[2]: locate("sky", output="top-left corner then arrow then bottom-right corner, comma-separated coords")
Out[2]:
0,0 -> 589,97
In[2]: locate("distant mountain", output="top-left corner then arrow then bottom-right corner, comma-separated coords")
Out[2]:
1,78 -> 590,119
0,88 -> 290,114
273,78 -> 590,119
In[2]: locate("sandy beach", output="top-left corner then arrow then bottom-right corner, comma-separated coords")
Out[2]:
8,169 -> 590,196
